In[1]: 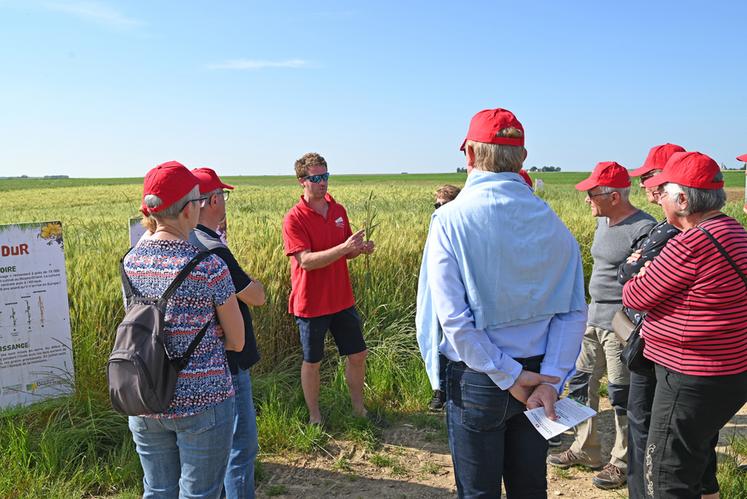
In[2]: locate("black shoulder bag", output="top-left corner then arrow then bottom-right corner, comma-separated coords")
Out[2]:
621,317 -> 651,375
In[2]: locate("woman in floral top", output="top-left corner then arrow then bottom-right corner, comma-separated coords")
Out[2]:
124,161 -> 244,498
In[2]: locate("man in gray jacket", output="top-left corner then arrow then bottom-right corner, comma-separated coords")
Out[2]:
548,161 -> 655,490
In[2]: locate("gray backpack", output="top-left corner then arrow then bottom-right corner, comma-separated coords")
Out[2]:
108,251 -> 212,416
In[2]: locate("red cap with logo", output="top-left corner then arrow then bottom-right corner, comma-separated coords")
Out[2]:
191,167 -> 235,194
460,108 -> 524,151
518,169 -> 533,188
141,161 -> 200,215
630,143 -> 686,177
575,162 -> 631,191
643,151 -> 723,190
737,154 -> 747,162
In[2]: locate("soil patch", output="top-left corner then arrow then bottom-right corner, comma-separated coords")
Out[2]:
257,401 -> 747,498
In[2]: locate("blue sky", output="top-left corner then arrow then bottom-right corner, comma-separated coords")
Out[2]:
1,0 -> 745,177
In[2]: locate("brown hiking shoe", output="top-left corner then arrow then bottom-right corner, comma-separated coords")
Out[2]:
592,463 -> 627,490
546,449 -> 603,470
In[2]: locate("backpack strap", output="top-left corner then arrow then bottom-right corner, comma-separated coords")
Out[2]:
172,320 -> 211,372
120,248 -> 135,302
157,251 -> 212,309
697,226 -> 747,290
156,251 -> 214,369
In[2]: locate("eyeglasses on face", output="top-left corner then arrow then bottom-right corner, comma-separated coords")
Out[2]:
302,172 -> 330,183
586,190 -> 613,199
213,190 -> 230,202
179,196 -> 208,212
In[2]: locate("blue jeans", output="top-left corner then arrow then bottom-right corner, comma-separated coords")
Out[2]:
128,396 -> 235,499
223,369 -> 259,499
446,359 -> 548,499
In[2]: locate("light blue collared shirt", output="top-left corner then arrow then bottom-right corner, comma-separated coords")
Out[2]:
416,170 -> 587,392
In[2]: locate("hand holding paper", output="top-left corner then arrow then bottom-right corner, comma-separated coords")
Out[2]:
526,384 -> 560,420
524,397 -> 596,439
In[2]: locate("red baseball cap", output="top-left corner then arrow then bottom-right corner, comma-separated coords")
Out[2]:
630,143 -> 686,177
460,108 -> 524,151
737,153 -> 747,162
191,167 -> 234,194
643,151 -> 723,190
141,160 -> 200,215
518,169 -> 533,188
575,162 -> 631,191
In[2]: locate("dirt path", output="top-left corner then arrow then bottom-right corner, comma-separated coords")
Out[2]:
256,401 -> 747,498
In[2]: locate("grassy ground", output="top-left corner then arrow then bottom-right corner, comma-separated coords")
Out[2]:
1,171 -> 746,497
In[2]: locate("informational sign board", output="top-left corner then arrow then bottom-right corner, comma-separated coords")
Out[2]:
129,217 -> 147,248
0,221 -> 75,410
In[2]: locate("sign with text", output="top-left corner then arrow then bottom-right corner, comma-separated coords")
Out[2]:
0,221 -> 75,410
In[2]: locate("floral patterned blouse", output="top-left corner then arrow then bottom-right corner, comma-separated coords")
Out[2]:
123,238 -> 235,418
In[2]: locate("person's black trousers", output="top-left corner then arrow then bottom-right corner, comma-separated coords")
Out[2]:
645,365 -> 747,498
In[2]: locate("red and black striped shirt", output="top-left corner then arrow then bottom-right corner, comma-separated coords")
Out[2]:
623,215 -> 747,376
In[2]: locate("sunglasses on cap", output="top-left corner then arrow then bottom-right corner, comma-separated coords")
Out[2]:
302,172 -> 330,183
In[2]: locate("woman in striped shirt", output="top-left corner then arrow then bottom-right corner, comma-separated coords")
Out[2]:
623,151 -> 747,499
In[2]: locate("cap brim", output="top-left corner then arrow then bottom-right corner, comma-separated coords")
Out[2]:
459,138 -> 467,151
220,181 -> 234,190
574,177 -> 598,191
629,165 -> 655,177
737,154 -> 747,162
643,171 -> 672,188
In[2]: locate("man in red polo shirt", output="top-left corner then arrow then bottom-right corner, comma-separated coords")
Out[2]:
282,152 -> 375,425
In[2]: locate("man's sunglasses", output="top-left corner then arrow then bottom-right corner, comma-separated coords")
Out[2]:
434,202 -> 445,209
302,172 -> 330,183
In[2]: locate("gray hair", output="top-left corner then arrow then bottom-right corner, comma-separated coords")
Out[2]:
599,185 -> 631,201
465,140 -> 525,173
205,188 -> 222,201
663,183 -> 725,216
144,186 -> 200,219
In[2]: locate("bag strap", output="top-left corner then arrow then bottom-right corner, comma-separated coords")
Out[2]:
158,251 -> 214,370
157,251 -> 212,308
172,320 -> 211,371
120,248 -> 135,301
697,226 -> 747,289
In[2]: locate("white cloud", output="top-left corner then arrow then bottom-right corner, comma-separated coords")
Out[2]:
207,59 -> 311,70
43,1 -> 142,29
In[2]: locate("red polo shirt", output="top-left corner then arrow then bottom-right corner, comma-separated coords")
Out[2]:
282,193 -> 355,318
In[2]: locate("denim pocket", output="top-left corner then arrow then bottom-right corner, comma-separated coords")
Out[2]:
128,415 -> 150,433
176,405 -> 218,435
460,380 -> 509,432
